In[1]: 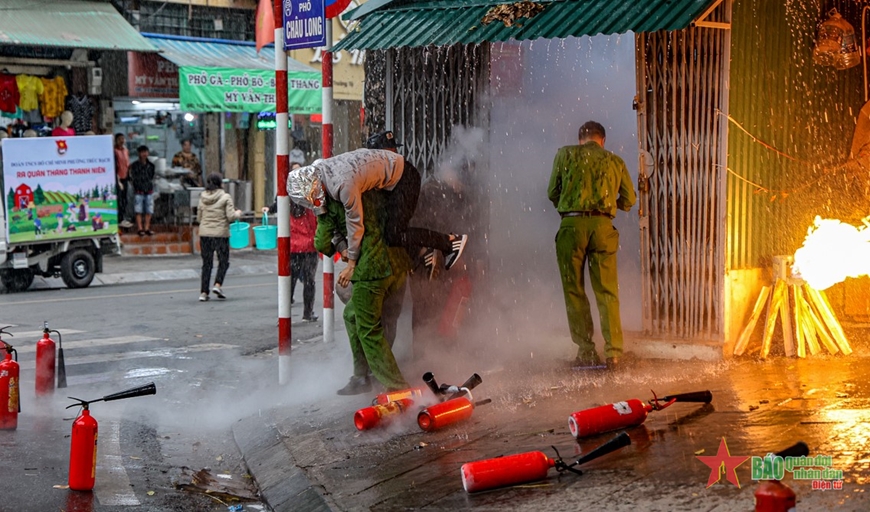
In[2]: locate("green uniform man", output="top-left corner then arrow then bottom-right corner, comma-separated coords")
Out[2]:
548,121 -> 637,371
314,190 -> 413,394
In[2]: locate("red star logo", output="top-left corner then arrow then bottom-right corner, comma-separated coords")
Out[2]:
696,438 -> 750,488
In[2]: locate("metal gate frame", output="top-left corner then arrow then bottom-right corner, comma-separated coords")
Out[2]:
634,0 -> 731,340
383,44 -> 490,177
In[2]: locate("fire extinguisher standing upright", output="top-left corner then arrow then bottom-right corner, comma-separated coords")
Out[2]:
69,403 -> 98,491
67,382 -> 157,491
0,327 -> 20,430
35,322 -> 56,396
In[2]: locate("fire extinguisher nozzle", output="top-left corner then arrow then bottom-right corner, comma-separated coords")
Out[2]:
422,372 -> 441,396
775,442 -> 809,459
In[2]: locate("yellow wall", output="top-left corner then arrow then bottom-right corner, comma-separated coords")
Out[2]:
289,2 -> 366,101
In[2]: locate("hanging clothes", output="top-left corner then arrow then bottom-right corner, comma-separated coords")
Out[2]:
39,76 -> 67,118
65,94 -> 94,134
0,74 -> 20,113
16,75 -> 43,112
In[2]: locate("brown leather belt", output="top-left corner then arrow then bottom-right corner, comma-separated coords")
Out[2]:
561,211 -> 612,219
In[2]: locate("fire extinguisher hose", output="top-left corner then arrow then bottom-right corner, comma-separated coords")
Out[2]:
553,432 -> 632,475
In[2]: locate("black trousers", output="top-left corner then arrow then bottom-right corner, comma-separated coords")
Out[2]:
201,236 -> 230,293
117,178 -> 129,221
384,163 -> 452,254
291,252 -> 318,318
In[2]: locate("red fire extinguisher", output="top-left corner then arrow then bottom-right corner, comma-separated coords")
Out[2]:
569,390 -> 712,438
67,382 -> 157,491
69,404 -> 98,491
371,387 -> 427,406
755,442 -> 809,512
417,394 -> 492,432
438,275 -> 472,338
461,432 -> 632,493
0,327 -> 20,431
354,398 -> 415,431
35,322 -> 56,396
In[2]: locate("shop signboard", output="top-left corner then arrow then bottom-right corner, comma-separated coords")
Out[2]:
2,135 -> 118,244
127,52 -> 179,98
283,0 -> 326,50
179,66 -> 321,114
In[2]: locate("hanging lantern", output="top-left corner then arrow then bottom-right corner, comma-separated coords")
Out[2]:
813,8 -> 861,70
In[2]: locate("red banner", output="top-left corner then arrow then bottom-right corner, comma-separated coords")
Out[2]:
127,53 -> 179,98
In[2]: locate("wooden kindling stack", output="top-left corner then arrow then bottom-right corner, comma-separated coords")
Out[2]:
733,255 -> 853,358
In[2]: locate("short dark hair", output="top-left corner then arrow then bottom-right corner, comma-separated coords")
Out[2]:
206,173 -> 223,191
578,121 -> 606,140
137,145 -> 149,153
114,133 -> 124,140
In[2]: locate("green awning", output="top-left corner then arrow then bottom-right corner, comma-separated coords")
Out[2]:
335,0 -> 720,51
0,0 -> 157,52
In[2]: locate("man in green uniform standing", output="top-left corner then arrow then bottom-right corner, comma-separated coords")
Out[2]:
313,189 -> 413,394
548,121 -> 636,371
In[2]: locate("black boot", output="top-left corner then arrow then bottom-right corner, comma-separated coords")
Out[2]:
336,375 -> 372,396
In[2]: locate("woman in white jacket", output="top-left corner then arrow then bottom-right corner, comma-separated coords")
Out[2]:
197,173 -> 241,301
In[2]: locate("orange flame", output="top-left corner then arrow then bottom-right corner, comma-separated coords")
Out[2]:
792,216 -> 870,290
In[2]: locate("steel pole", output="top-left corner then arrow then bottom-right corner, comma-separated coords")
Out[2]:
322,22 -> 335,343
275,0 -> 292,383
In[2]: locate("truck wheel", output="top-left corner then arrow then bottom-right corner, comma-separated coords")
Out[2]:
0,269 -> 35,293
61,249 -> 96,289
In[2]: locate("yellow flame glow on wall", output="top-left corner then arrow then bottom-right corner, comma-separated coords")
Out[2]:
792,216 -> 870,290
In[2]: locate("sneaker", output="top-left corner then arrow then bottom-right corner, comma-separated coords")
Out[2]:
119,220 -> 134,229
212,287 -> 226,299
336,375 -> 372,396
302,315 -> 319,322
444,234 -> 468,270
199,293 -> 209,302
423,249 -> 437,281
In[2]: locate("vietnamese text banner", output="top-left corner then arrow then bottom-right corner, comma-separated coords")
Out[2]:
2,135 -> 118,244
179,66 -> 322,114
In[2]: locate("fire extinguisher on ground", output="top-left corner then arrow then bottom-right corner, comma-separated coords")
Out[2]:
460,432 -> 632,493
0,326 -> 20,430
66,382 -> 157,491
568,390 -> 713,438
755,442 -> 810,512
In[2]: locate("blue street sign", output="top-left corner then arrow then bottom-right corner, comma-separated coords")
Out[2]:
283,0 -> 326,50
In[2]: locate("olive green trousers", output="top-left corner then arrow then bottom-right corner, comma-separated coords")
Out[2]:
343,271 -> 410,390
555,216 -> 624,362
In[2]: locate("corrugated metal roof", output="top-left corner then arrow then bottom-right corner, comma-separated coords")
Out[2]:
144,34 -> 315,73
335,0 -> 719,50
0,0 -> 157,52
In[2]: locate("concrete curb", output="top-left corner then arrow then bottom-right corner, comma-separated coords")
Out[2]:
232,414 -> 335,512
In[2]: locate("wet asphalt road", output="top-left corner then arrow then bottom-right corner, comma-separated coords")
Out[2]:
0,274 -> 321,512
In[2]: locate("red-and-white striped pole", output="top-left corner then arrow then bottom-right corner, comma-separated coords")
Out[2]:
275,0 -> 292,383
322,21 -> 335,343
